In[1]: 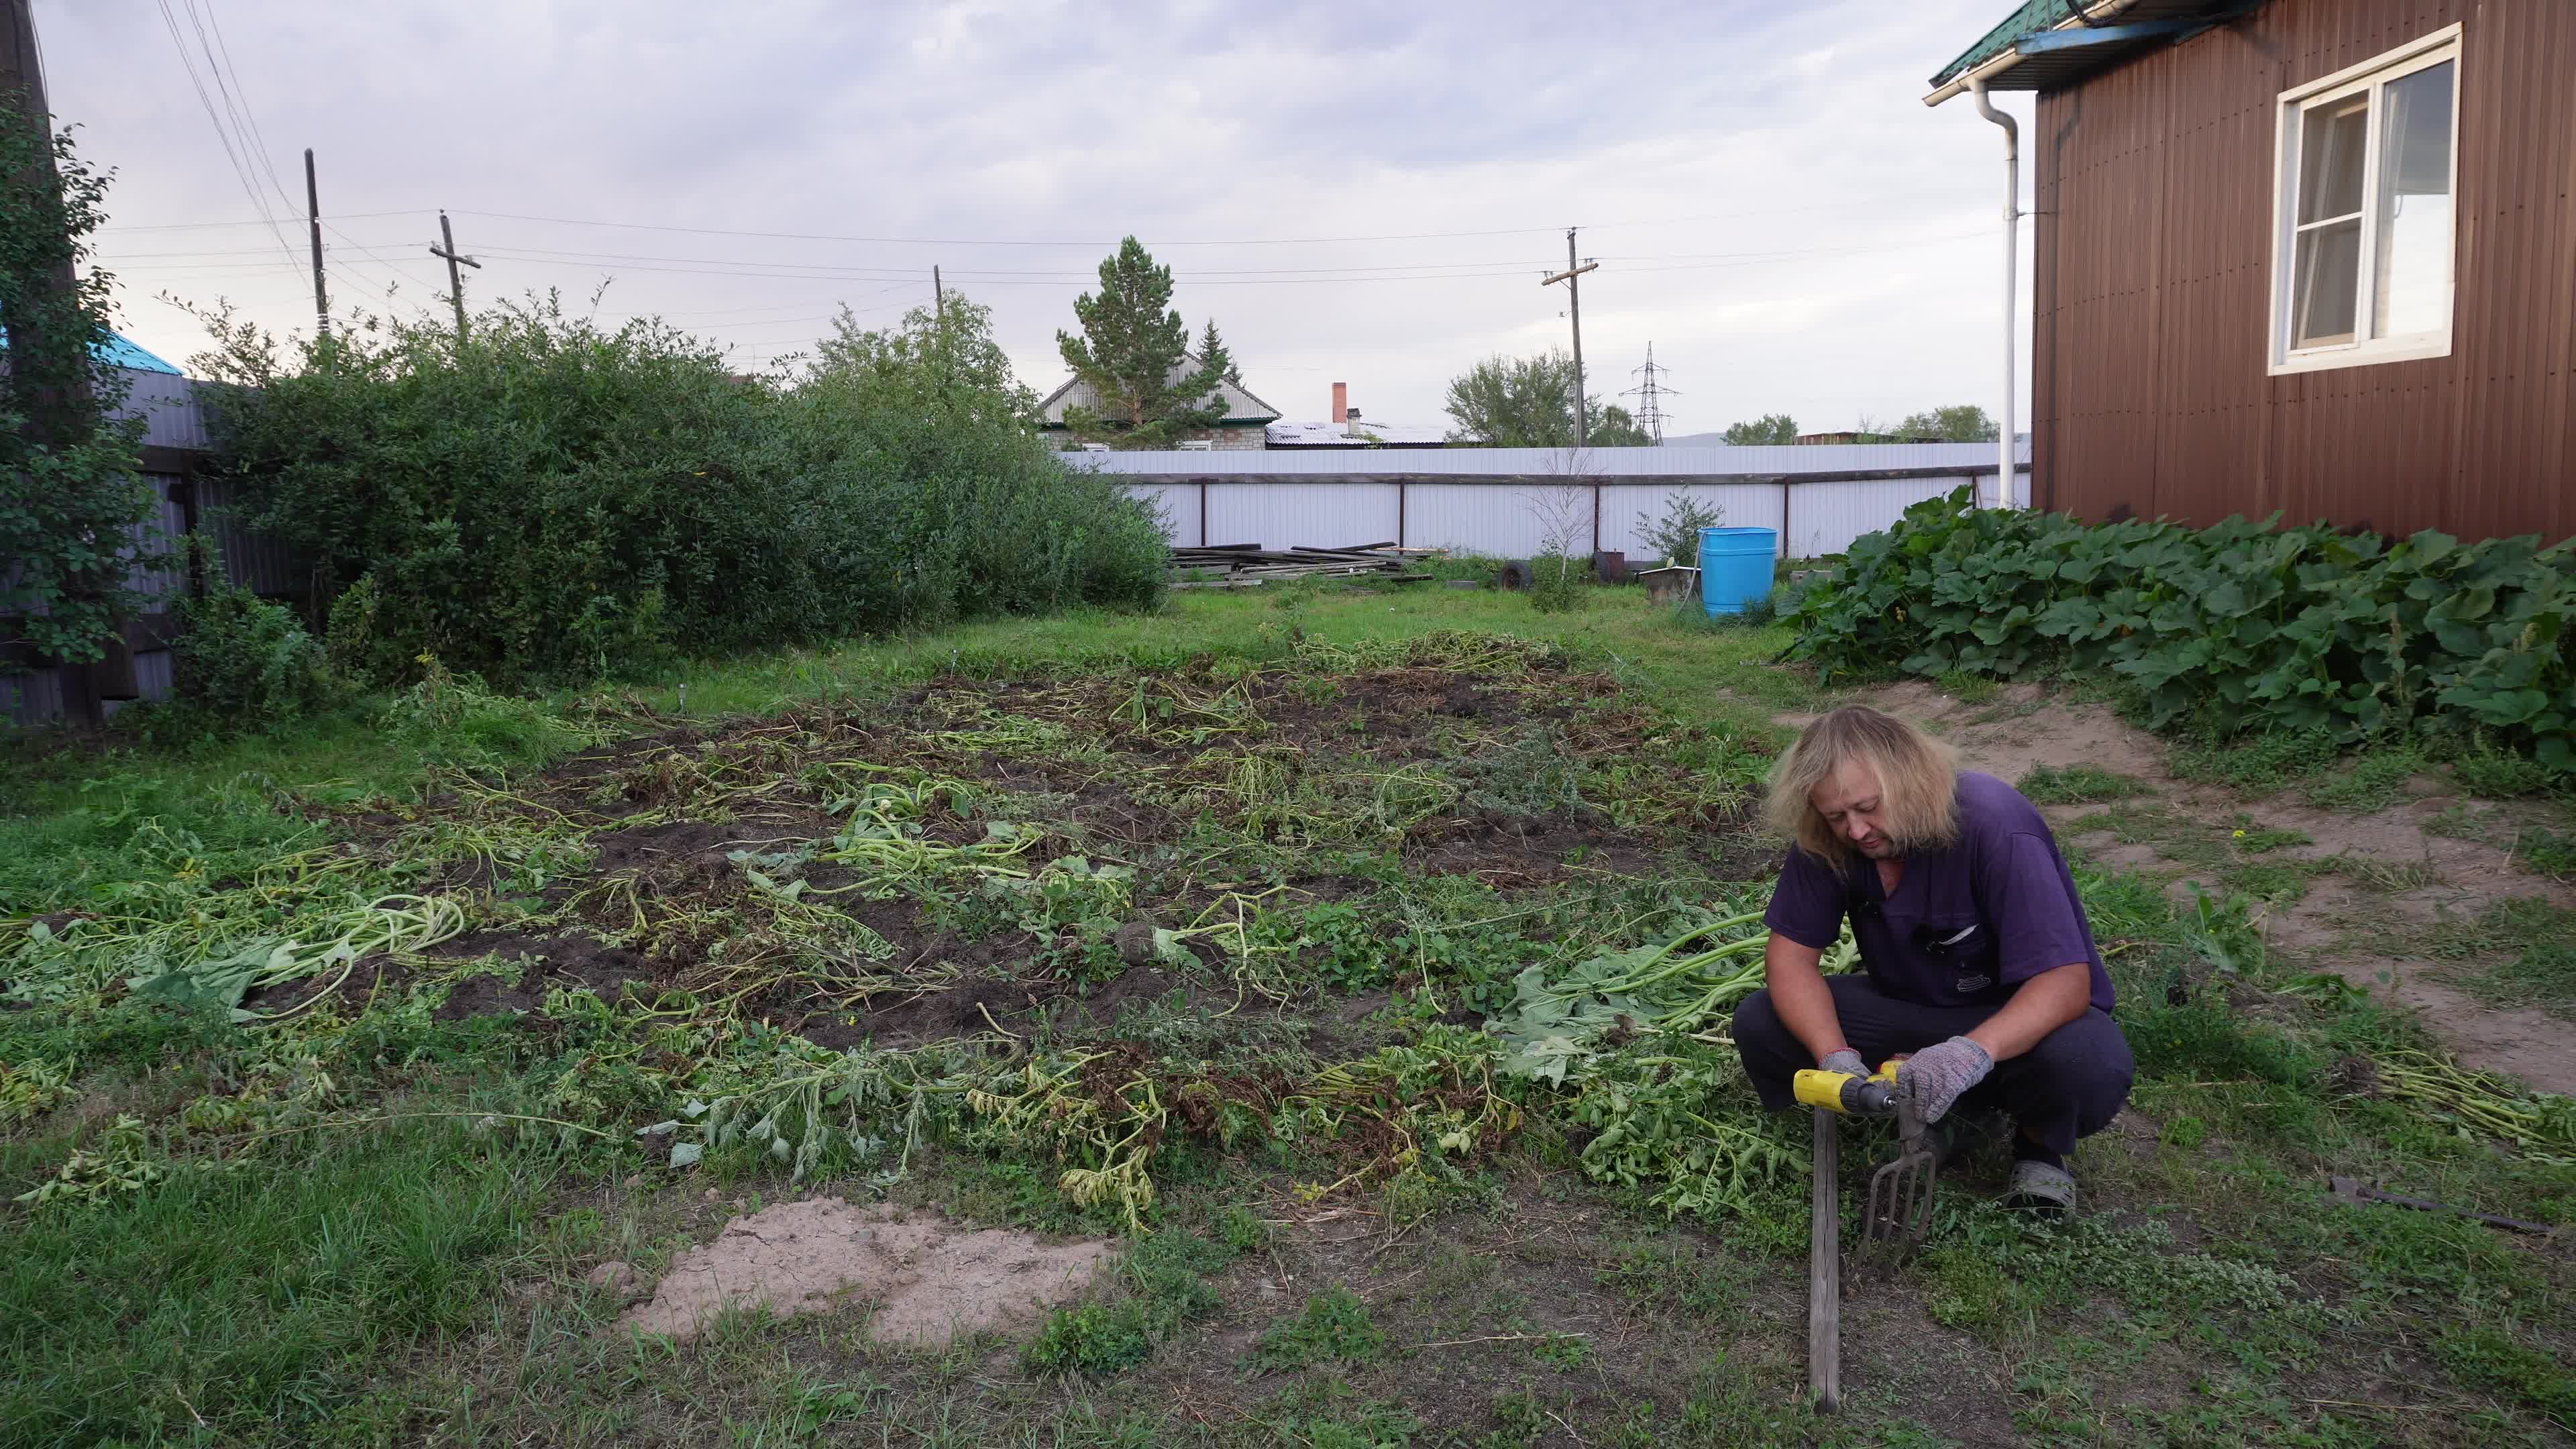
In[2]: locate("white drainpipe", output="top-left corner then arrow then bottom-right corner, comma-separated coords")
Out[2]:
1967,76 -> 2020,509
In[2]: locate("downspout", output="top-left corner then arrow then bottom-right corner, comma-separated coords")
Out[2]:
1968,76 -> 2020,510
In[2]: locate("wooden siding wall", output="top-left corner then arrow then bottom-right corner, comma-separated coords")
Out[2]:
2031,0 -> 2576,543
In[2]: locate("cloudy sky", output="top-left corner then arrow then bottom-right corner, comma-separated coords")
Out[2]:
58,0 -> 2032,439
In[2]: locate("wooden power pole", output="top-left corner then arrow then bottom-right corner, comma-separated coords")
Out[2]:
1542,228 -> 1599,447
304,148 -> 329,338
429,210 -> 480,342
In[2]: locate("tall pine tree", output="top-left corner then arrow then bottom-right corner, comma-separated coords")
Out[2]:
1057,237 -> 1233,448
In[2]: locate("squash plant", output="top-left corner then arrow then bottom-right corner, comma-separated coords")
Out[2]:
1786,489 -> 2574,772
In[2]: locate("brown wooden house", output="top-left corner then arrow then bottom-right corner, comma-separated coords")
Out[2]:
1928,0 -> 2575,545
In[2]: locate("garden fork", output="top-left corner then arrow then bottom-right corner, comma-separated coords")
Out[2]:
1864,1097 -> 1938,1248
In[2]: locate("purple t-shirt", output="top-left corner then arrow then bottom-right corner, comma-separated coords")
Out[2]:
1764,771 -> 2114,1012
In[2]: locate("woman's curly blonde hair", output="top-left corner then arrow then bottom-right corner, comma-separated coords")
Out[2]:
1762,705 -> 1961,864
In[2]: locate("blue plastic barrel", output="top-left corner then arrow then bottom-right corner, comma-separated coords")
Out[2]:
1698,526 -> 1777,616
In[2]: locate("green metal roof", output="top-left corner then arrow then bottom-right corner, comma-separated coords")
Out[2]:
1933,0 -> 2070,87
1929,0 -> 2261,93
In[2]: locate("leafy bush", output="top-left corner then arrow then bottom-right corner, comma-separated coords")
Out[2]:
191,293 -> 1167,686
1526,554 -> 1587,614
167,576 -> 331,729
1785,489 -> 2576,771
1633,489 -> 1725,568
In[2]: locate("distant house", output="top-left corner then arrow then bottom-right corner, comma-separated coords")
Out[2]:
1263,382 -> 1449,449
1795,431 -> 1945,447
1036,355 -> 1280,451
3,332 -> 302,728
1928,0 -> 2575,543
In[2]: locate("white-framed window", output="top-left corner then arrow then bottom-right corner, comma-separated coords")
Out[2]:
2267,26 -> 2461,375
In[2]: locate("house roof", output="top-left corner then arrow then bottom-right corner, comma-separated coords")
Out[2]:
1927,0 -> 2257,103
1037,355 -> 1281,429
0,328 -> 184,375
103,332 -> 182,374
1265,418 -> 1452,448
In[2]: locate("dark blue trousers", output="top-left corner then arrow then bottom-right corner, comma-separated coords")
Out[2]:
1731,974 -> 2135,1158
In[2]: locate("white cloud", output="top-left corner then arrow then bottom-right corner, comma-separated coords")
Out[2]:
58,0 -> 2034,436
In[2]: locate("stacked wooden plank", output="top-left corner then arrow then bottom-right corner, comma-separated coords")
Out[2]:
1170,541 -> 1440,587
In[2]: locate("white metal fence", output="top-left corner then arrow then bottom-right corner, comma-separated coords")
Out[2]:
1069,443 -> 2030,562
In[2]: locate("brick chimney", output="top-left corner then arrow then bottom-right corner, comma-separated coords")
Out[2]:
1331,382 -> 1347,423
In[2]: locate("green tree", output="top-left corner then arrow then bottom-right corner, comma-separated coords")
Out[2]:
1719,413 -> 1799,445
1892,404 -> 2000,442
1055,237 -> 1232,448
0,111 -> 153,677
1443,349 -> 1649,446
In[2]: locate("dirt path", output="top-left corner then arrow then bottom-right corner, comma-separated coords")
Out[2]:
1780,683 -> 2576,1095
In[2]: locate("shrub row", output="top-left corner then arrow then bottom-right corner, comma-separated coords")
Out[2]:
1783,489 -> 2575,772
189,293 -> 1167,688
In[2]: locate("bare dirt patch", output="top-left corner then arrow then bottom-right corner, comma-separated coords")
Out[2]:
621,1197 -> 1114,1346
1787,684 -> 2576,1094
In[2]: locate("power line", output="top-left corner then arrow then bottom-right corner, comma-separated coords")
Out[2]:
183,0 -> 298,217
446,192 -> 1975,252
99,209 -> 425,233
152,0 -> 298,268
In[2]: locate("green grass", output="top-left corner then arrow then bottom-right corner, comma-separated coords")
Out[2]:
2422,896 -> 2576,1018
2018,763 -> 2153,806
2512,825 -> 2576,881
0,1112 -> 588,1447
1250,1287 -> 1388,1371
5,581 -> 2573,1448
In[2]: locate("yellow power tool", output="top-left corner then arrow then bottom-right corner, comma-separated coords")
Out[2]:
1793,1061 -> 1898,1118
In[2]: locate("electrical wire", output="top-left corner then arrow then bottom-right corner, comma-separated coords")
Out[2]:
153,0 -> 299,268
100,210 -> 425,234
447,191 -> 1972,251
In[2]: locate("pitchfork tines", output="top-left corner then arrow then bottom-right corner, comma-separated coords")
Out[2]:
1864,1101 -> 1938,1244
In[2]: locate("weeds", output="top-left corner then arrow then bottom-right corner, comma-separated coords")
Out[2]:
7,592 -> 2573,1448
2018,763 -> 2151,805
1252,1286 -> 1387,1371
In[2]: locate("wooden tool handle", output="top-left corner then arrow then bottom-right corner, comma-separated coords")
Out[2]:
1810,1106 -> 1841,1413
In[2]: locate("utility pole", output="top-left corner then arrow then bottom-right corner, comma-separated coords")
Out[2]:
932,264 -> 945,329
429,210 -> 480,343
1541,229 -> 1599,447
1622,343 -> 1680,444
304,148 -> 328,339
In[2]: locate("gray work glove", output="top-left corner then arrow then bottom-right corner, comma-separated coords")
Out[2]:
1893,1036 -> 1993,1122
1815,1049 -> 1870,1079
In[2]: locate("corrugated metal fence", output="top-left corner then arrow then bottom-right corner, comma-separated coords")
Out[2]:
1070,443 -> 2031,561
3,368 -> 307,729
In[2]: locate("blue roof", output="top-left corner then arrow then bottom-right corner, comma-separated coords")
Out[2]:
0,327 -> 185,376
102,332 -> 181,374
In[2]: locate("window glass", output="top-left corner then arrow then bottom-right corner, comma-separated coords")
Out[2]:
2293,220 -> 2362,346
2298,97 -> 2369,223
2374,59 -> 2455,337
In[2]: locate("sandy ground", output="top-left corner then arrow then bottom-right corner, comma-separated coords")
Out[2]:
1782,683 -> 2576,1095
619,1198 -> 1114,1345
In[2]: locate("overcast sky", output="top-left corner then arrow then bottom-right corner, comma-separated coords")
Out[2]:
58,0 -> 2033,438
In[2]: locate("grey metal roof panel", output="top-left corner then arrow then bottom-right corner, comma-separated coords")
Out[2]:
1038,354 -> 1281,426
